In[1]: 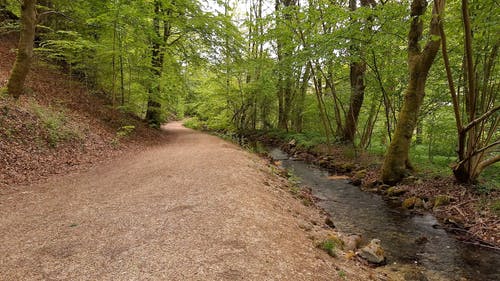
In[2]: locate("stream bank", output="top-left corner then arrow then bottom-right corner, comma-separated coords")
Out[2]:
240,130 -> 499,249
266,147 -> 500,281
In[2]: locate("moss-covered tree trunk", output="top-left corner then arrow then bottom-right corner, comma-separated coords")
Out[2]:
6,0 -> 37,99
381,0 -> 443,184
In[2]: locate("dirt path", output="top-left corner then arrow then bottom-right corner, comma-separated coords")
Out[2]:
0,122 -> 371,281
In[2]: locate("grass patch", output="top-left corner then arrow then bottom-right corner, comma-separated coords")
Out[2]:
31,103 -> 80,147
478,163 -> 500,192
317,235 -> 344,257
490,200 -> 500,216
110,125 -> 136,147
338,270 -> 347,279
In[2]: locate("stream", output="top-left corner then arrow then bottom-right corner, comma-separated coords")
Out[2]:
268,147 -> 500,281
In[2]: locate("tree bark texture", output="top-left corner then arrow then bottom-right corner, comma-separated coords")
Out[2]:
146,0 -> 171,127
343,61 -> 366,142
381,0 -> 443,184
342,0 -> 374,143
275,0 -> 297,131
6,0 -> 37,98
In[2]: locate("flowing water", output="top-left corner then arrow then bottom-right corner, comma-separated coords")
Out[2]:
268,148 -> 500,281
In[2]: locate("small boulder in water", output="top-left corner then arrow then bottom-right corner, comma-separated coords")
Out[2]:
358,239 -> 386,265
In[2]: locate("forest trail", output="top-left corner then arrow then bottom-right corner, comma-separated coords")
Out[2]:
0,122 -> 364,281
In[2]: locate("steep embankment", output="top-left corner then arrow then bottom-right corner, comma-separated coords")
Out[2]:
0,34 -> 165,188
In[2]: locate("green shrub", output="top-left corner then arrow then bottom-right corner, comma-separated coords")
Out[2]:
116,125 -> 135,138
183,117 -> 203,130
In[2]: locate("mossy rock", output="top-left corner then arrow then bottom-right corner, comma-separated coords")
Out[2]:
433,195 -> 451,208
318,159 -> 328,165
402,197 -> 423,209
377,184 -> 391,193
386,186 -> 406,196
350,169 -> 367,186
338,162 -> 355,172
354,169 -> 367,179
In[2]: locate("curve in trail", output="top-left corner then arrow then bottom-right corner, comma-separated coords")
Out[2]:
0,122 -> 359,280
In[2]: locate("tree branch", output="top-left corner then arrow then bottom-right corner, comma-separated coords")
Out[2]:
462,105 -> 500,133
478,154 -> 500,173
37,10 -> 74,22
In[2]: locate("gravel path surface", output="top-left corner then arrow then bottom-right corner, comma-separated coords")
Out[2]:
0,122 -> 370,280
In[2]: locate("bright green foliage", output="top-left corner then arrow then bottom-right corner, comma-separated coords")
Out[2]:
2,0 -> 498,184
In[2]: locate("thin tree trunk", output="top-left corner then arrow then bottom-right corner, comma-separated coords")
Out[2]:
449,0 -> 500,183
293,65 -> 310,132
275,0 -> 297,131
146,0 -> 171,127
119,33 -> 125,106
343,60 -> 366,142
360,99 -> 381,149
6,0 -> 37,98
112,19 -> 117,107
342,0 -> 368,143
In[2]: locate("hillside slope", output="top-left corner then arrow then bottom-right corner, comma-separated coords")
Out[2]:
0,34 -> 166,189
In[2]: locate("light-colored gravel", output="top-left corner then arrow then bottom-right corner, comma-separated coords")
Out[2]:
0,122 -> 375,281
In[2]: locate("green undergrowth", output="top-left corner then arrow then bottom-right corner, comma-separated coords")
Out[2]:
183,117 -> 203,130
111,125 -> 136,147
368,142 -> 499,187
184,118 -> 499,188
31,102 -> 81,147
239,129 -> 328,150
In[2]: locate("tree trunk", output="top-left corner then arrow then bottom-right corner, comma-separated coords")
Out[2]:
342,0 -> 369,143
443,0 -> 500,183
343,60 -> 366,142
275,0 -> 297,131
292,65 -> 310,132
146,0 -> 171,127
6,0 -> 37,98
381,0 -> 443,184
415,120 -> 423,144
360,98 -> 380,149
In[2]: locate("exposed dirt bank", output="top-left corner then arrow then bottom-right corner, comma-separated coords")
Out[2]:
1,33 -> 166,188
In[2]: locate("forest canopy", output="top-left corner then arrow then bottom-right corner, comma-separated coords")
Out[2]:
1,0 -> 498,185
